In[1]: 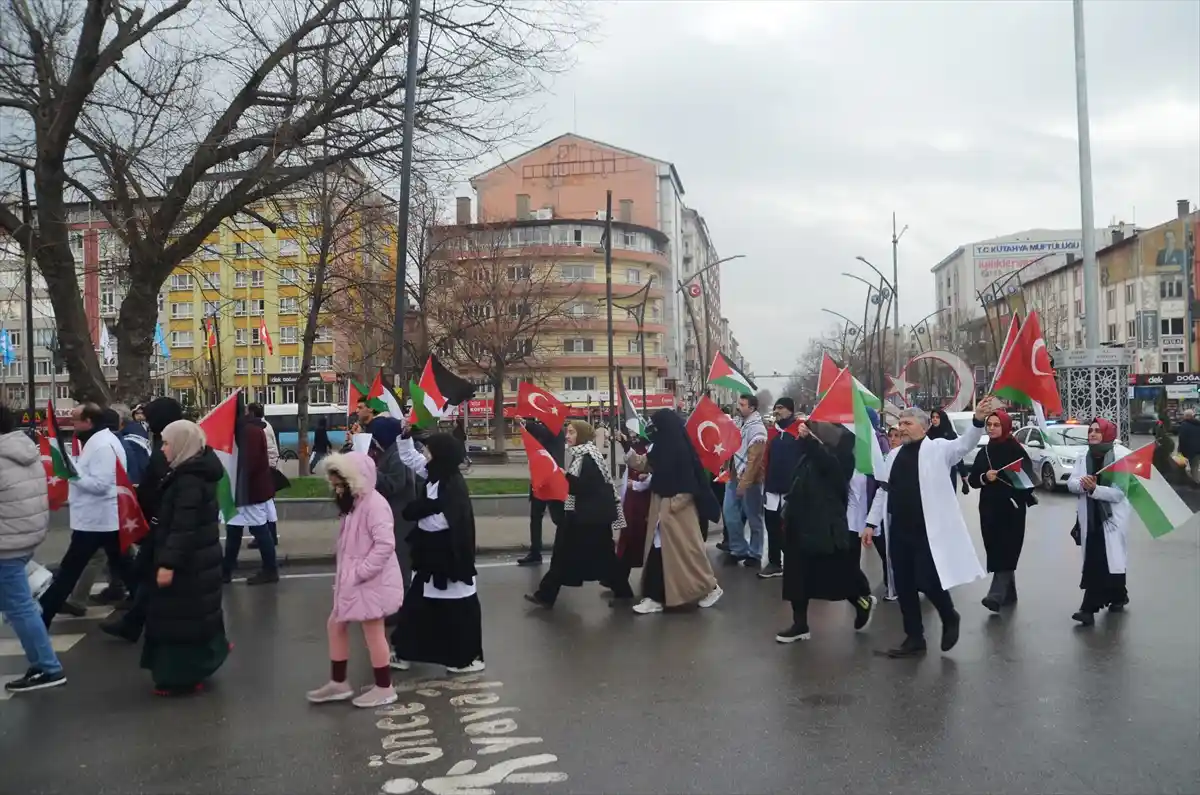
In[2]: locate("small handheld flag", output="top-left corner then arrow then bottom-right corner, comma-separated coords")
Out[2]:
997,458 -> 1035,490
1098,442 -> 1196,538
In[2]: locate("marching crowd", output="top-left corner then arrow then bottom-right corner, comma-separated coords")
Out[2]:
0,387 -> 1137,705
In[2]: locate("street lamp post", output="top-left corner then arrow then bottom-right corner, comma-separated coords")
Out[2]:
1073,0 -> 1100,349
844,272 -> 890,396
677,254 -> 745,396
820,309 -> 862,363
609,275 -> 656,418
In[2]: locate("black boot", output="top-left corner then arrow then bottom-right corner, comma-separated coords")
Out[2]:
886,636 -> 927,658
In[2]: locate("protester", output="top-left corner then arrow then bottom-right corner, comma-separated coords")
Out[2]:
1067,418 -> 1132,626
775,420 -> 876,642
390,428 -> 484,674
311,417 -> 332,472
368,416 -> 416,596
864,399 -> 994,658
722,394 -> 767,567
1177,409 -> 1200,484
221,406 -> 278,585
517,418 -> 566,566
613,438 -> 653,592
865,408 -> 893,599
306,452 -> 404,707
967,409 -> 1037,613
622,409 -> 723,615
40,402 -> 134,626
927,408 -> 971,494
141,420 -> 229,696
245,403 -> 280,548
525,421 -> 633,608
760,397 -> 802,579
0,403 -> 66,694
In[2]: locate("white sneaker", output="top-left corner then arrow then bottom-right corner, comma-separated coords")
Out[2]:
352,685 -> 398,708
446,659 -> 485,674
388,653 -> 411,671
699,585 -> 723,608
306,680 -> 354,704
632,598 -> 663,614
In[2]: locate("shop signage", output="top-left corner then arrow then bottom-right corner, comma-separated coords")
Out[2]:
1161,334 -> 1185,354
1128,372 -> 1200,386
267,371 -> 341,385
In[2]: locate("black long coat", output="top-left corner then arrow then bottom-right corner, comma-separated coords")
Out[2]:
550,453 -> 620,587
147,448 -> 226,644
781,435 -> 856,603
967,441 -> 1034,572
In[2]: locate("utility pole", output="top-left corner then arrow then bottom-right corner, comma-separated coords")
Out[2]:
891,213 -> 907,381
19,170 -> 34,418
391,0 -> 422,385
603,190 -> 616,477
1073,0 -> 1100,349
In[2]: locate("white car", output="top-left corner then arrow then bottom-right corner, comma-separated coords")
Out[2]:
1015,422 -> 1090,491
947,411 -> 988,467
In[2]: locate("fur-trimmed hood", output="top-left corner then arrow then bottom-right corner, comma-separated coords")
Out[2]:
323,451 -> 377,496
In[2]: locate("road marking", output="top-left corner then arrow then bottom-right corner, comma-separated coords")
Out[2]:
0,634 -> 86,658
229,559 -> 540,583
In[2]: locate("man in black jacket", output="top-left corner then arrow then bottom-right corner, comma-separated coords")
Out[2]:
760,398 -> 803,579
1178,409 -> 1200,483
517,418 -> 565,565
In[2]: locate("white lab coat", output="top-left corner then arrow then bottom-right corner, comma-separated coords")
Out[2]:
68,428 -> 128,533
846,472 -> 868,537
865,422 -> 986,590
1067,448 -> 1132,575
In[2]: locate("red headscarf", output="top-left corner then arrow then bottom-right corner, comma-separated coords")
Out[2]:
1091,417 -> 1117,443
988,409 -> 1014,442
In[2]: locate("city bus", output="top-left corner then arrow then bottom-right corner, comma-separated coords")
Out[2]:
262,403 -> 350,459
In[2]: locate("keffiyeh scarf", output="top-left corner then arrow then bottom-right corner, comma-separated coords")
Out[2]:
565,442 -> 627,531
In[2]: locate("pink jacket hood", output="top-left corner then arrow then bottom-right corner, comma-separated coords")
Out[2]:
323,451 -> 377,497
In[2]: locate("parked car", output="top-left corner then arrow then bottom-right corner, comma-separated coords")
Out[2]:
1016,421 -> 1090,491
947,411 -> 989,466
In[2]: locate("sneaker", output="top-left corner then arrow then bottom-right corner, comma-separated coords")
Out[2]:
89,585 -> 125,606
99,617 -> 141,643
60,600 -> 87,618
980,595 -> 1002,613
885,636 -> 927,658
940,611 -> 961,652
853,595 -> 878,631
757,563 -> 784,579
775,624 -> 811,644
516,553 -> 543,566
306,680 -> 354,703
4,668 -> 66,694
715,542 -> 730,553
883,593 -> 898,602
352,685 -> 398,708
523,593 -> 554,609
632,598 -> 664,615
1072,610 -> 1096,626
698,585 -> 723,609
741,558 -> 762,570
388,653 -> 411,671
446,659 -> 486,674
246,570 -> 279,586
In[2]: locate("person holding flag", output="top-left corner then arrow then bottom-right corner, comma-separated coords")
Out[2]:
759,397 -> 804,580
517,417 -> 566,567
967,408 -> 1038,613
1067,418 -> 1131,626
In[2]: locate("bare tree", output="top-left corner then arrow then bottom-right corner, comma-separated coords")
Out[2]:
0,0 -> 587,403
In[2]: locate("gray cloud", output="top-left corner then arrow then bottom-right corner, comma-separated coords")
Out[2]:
460,0 -> 1200,376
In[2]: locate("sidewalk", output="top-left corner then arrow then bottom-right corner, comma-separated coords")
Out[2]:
34,516 -> 548,568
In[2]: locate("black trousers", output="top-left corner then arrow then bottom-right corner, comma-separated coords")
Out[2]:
528,498 -> 564,555
873,532 -> 889,592
1080,574 -> 1128,612
535,563 -> 634,605
40,531 -> 135,625
643,547 -> 666,603
889,533 -> 955,640
765,508 -> 784,567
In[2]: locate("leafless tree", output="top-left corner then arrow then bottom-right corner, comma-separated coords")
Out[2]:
0,0 -> 587,403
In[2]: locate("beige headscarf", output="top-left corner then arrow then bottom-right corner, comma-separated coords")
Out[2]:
162,420 -> 207,468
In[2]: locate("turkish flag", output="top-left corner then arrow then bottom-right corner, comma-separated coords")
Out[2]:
521,427 -> 568,502
116,458 -> 150,553
516,382 -> 566,435
38,433 -> 68,511
993,310 -> 1063,415
686,396 -> 742,474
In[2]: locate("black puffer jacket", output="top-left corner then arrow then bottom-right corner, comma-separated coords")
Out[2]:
147,447 -> 225,644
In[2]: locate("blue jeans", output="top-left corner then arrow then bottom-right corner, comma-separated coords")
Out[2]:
223,524 -> 278,576
0,556 -> 63,675
722,479 -> 765,561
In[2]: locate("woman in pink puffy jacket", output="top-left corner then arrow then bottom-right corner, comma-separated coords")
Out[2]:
306,451 -> 405,708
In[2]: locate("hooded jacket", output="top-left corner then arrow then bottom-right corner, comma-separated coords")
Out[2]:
0,430 -> 50,559
1177,417 -> 1200,459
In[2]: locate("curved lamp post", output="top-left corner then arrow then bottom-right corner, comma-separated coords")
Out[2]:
677,254 -> 745,396
820,308 -> 862,362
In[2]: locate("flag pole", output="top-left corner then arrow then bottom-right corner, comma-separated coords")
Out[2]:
603,190 -> 616,478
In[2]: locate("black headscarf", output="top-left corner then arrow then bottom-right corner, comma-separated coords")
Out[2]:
927,408 -> 957,441
411,431 -> 476,587
809,421 -> 856,483
421,431 -> 467,484
646,409 -> 720,522
368,416 -> 404,454
143,397 -> 183,436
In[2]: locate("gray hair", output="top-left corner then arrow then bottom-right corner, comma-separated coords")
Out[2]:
110,403 -> 134,428
1186,409 -> 1196,419
898,407 -> 930,429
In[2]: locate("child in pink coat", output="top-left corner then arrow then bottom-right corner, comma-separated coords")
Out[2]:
306,452 -> 405,708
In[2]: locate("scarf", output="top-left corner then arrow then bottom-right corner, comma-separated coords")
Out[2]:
733,411 -> 767,473
565,441 -> 626,530
161,420 -> 207,468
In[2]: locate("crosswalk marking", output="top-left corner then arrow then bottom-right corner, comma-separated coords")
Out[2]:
0,634 -> 86,658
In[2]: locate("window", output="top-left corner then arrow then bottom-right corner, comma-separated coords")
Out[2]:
36,385 -> 50,402
35,358 -> 53,376
279,238 -> 301,257
1161,278 -> 1184,299
279,268 -> 299,285
100,286 -> 116,315
5,331 -> 17,350
235,357 -> 249,375
170,274 -> 193,290
572,228 -> 583,246
628,338 -> 642,353
234,299 -> 265,316
1075,329 -> 1083,347
516,194 -> 531,220
1162,354 -> 1186,373
279,356 -> 300,373
316,326 -> 333,342
56,384 -> 70,400
1075,299 -> 1083,316
567,302 -> 593,318
507,377 -> 532,393
198,245 -> 219,261
235,270 -> 265,288
313,355 -> 333,370
625,268 -> 641,284
564,376 -> 595,391
627,376 -> 643,390
1124,283 -> 1135,304
279,207 -> 299,226
280,326 -> 298,344
561,265 -> 594,282
650,302 -> 661,322
34,328 -> 54,348
279,297 -> 300,315
507,266 -> 531,282
5,385 -> 25,403
170,302 -> 193,319
1127,319 -> 1136,340
563,338 -> 594,353
235,328 -> 248,346
622,230 -> 636,248
253,358 -> 265,375
158,293 -> 165,313
1160,317 -> 1186,335
234,242 -> 254,258
283,386 -> 296,403
1106,323 -> 1117,342
170,331 -> 194,348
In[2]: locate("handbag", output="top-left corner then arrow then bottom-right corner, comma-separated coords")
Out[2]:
270,467 -> 291,492
1070,518 -> 1081,546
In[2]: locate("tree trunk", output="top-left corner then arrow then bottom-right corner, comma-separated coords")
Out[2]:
113,259 -> 159,403
491,368 -> 506,454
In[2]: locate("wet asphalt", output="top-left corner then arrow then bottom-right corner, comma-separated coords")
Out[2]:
1,490 -> 1198,795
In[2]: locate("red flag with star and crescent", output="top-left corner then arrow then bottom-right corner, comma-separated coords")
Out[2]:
993,310 -> 1063,415
685,396 -> 742,474
520,427 -> 568,502
516,382 -> 566,435
38,433 -> 69,511
116,458 -> 150,553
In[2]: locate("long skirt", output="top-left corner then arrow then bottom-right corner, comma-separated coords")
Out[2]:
390,574 -> 483,669
617,488 -> 652,569
782,543 -> 870,604
140,631 -> 230,690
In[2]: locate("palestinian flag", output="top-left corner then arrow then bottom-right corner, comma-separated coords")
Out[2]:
817,352 -> 841,397
407,356 -> 476,427
807,367 -> 885,476
44,400 -> 76,481
1099,443 -> 1196,539
365,369 -> 404,418
406,379 -> 437,429
998,458 -> 1035,489
38,433 -> 69,510
199,391 -> 242,522
618,373 -> 645,437
707,352 -> 756,395
348,378 -> 370,416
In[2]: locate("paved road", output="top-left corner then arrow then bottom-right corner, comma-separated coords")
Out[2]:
2,490 -> 1198,795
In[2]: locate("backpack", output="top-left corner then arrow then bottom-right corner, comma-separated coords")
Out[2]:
120,434 -> 151,485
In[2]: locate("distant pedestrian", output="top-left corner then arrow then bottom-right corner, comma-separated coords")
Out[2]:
140,420 -> 229,696
928,408 -> 971,494
389,427 -> 484,674
0,403 -> 66,694
1176,409 -> 1200,483
306,452 -> 404,708
310,418 -> 332,472
723,394 -> 767,568
517,418 -> 565,566
760,397 -> 802,579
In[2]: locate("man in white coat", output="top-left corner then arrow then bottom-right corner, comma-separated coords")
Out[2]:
38,403 -> 131,627
864,397 -> 995,658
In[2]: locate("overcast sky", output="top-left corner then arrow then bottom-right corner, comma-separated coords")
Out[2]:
460,0 -> 1200,378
